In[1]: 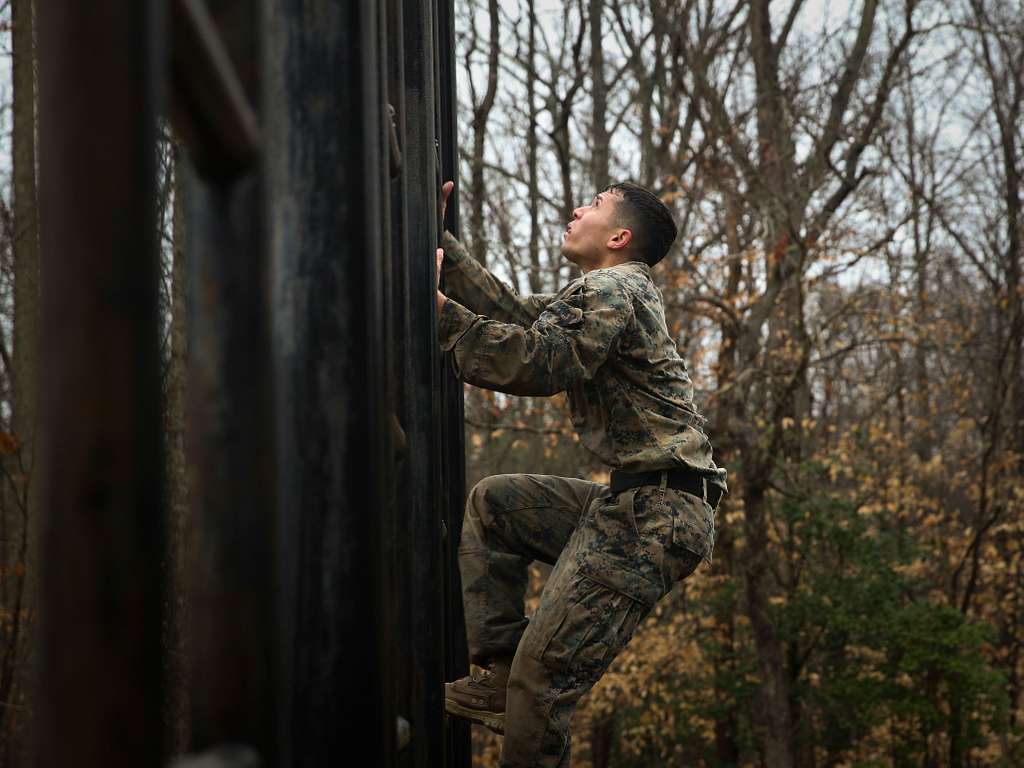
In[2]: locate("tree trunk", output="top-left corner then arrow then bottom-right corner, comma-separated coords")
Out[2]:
12,0 -> 39,448
743,481 -> 795,768
638,77 -> 655,189
743,7 -> 800,764
6,0 -> 40,761
165,148 -> 191,756
526,0 -> 542,294
469,0 -> 499,267
589,714 -> 613,768
905,84 -> 931,461
589,0 -> 608,192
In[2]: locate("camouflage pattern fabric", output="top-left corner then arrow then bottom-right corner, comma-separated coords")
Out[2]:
438,230 -> 728,489
461,473 -> 709,767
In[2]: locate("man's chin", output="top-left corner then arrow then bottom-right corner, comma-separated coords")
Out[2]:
560,245 -> 578,265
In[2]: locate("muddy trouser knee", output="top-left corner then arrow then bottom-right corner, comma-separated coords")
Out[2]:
459,473 -> 602,667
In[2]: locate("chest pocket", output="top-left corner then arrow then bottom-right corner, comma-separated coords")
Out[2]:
540,285 -> 586,329
541,300 -> 584,328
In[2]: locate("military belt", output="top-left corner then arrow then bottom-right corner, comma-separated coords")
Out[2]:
609,468 -> 724,509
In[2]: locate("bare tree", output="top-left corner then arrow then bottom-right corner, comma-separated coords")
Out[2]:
165,147 -> 191,756
465,0 -> 500,266
589,0 -> 608,191
2,0 -> 40,760
660,2 -> 924,764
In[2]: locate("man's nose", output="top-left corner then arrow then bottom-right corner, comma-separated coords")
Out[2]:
572,207 -> 583,219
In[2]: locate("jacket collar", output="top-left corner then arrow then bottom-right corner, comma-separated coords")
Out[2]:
591,260 -> 650,276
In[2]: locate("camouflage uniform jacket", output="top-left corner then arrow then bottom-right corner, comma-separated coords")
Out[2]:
440,230 -> 729,493
438,231 -> 728,491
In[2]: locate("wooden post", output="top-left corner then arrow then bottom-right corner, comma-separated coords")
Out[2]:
265,0 -> 392,763
174,0 -> 278,760
36,0 -> 164,764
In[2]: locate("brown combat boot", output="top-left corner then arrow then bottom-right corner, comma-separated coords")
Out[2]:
444,662 -> 509,734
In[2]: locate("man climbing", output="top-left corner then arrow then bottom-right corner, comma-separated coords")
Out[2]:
435,179 -> 727,767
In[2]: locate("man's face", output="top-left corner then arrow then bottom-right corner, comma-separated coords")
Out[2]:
560,190 -> 624,268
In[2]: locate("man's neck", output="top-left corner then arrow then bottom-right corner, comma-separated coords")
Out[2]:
580,253 -> 634,274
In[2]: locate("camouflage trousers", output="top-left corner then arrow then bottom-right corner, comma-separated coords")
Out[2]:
459,472 -> 715,768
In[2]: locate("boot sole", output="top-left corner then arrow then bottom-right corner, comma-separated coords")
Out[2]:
444,697 -> 505,735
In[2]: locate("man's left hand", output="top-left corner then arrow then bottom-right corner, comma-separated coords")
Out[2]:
440,180 -> 454,228
436,247 -> 447,312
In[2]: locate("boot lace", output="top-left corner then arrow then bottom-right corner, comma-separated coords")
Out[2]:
470,667 -> 494,685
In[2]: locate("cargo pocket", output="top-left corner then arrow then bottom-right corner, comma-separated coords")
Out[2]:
666,494 -> 714,580
530,575 -> 653,679
663,546 -> 702,584
526,576 -> 602,672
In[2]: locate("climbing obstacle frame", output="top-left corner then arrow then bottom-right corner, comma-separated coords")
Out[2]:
36,1 -> 469,766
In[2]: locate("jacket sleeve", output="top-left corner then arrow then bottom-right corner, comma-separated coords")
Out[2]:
440,230 -> 556,326
437,270 -> 633,396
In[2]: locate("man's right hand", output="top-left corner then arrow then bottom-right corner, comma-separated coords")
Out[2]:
440,180 -> 454,229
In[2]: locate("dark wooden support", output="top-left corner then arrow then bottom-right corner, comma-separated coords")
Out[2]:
180,1 -> 277,761
385,0 -> 417,762
375,1 -> 401,762
435,0 -> 472,763
36,0 -> 164,764
170,0 -> 260,180
265,0 -> 392,763
399,0 -> 449,763
37,0 -> 466,763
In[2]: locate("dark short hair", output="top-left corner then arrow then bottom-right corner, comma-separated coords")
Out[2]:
604,181 -> 678,267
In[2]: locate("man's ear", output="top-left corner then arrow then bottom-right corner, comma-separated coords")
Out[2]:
608,228 -> 632,251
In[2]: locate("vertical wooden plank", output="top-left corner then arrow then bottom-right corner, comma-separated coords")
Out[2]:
385,0 -> 417,763
435,0 -> 471,764
179,0 -> 278,759
265,0 -> 391,763
36,0 -> 164,764
399,0 -> 449,763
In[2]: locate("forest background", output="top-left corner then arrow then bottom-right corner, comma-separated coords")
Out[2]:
0,0 -> 1021,767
